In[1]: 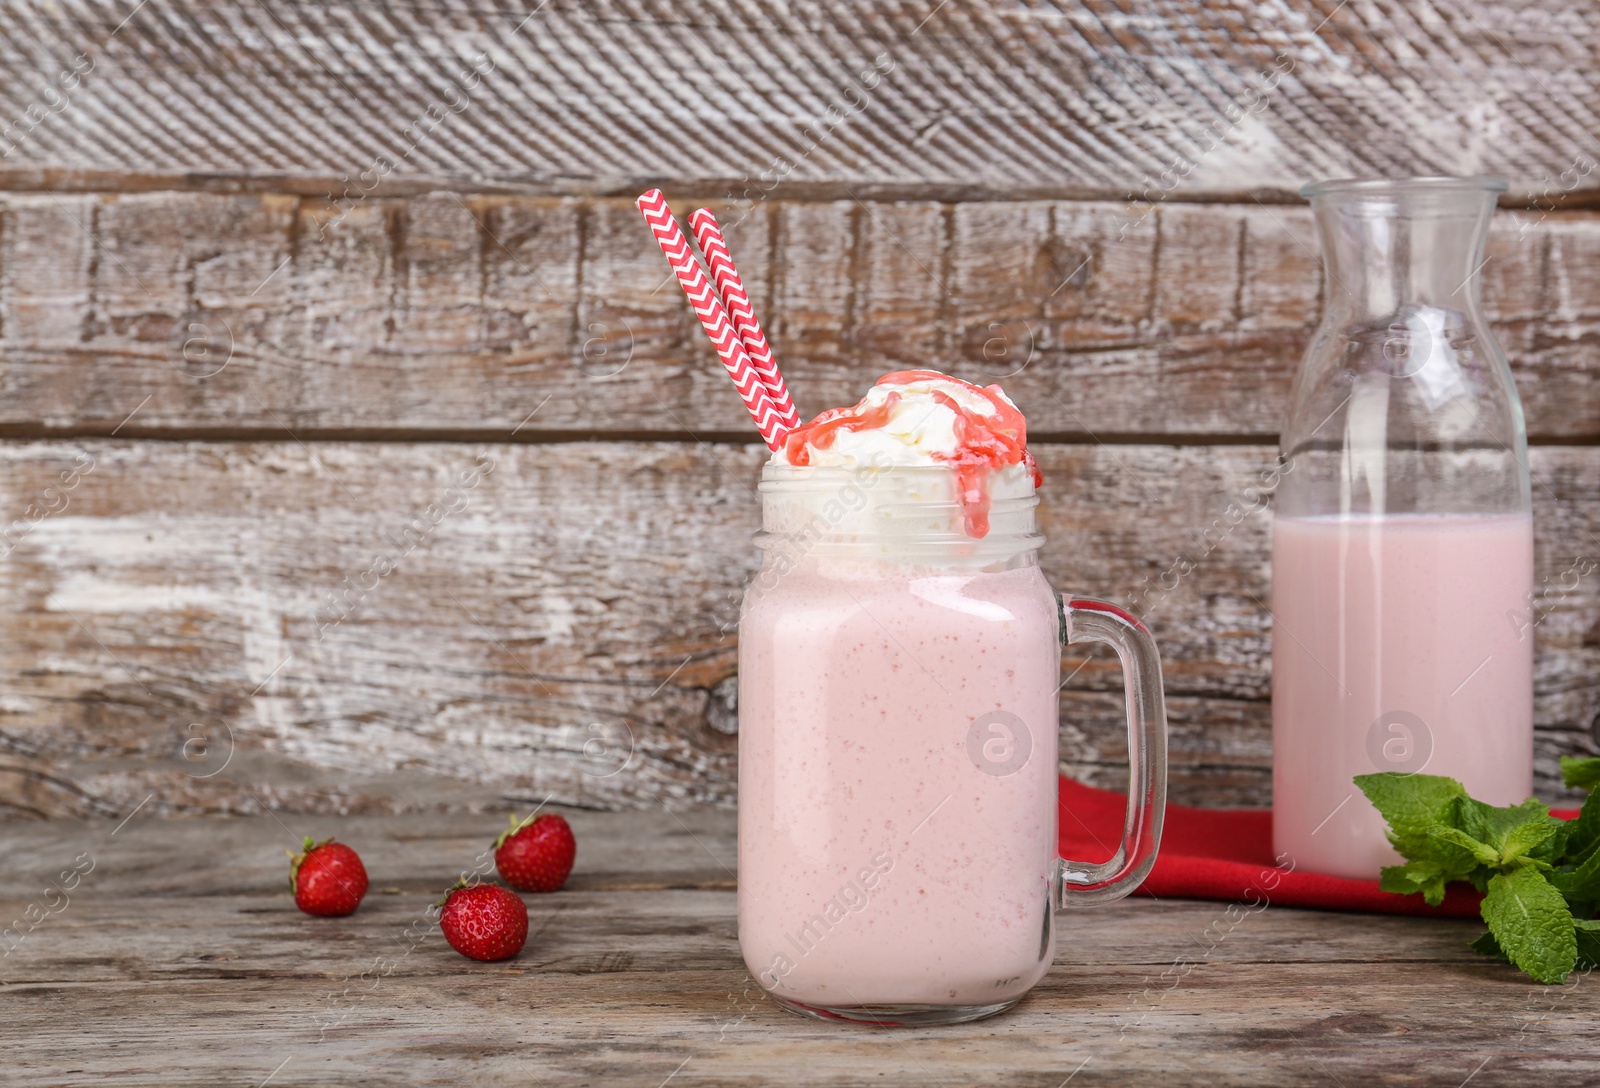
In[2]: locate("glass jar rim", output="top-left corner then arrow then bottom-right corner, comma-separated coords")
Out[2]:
757,461 -> 1039,517
755,460 -> 1042,558
1300,175 -> 1508,199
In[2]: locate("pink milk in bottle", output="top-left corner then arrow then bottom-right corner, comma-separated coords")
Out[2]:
1271,513 -> 1534,879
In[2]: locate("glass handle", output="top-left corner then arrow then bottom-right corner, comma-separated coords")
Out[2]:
1054,596 -> 1168,909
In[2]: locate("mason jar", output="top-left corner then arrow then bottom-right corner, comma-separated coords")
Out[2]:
737,458 -> 1169,1026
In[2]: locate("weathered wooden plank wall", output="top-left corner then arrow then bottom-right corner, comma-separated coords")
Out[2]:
2,1 -> 1599,201
3,195 -> 1599,440
1,0 -> 1598,818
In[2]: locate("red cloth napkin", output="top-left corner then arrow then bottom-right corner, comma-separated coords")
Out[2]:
1058,776 -> 1578,917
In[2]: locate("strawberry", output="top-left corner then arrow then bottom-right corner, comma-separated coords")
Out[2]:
289,837 -> 368,917
494,812 -> 576,893
437,881 -> 528,961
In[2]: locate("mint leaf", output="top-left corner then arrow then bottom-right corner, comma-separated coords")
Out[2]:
1549,846 -> 1600,901
1500,818 -> 1564,866
1427,825 -> 1500,868
1471,796 -> 1553,843
1451,796 -> 1495,859
1379,860 -> 1450,906
1561,756 -> 1600,792
1451,796 -> 1564,868
1470,930 -> 1510,963
1481,867 -> 1577,984
1529,819 -> 1575,865
1355,773 -> 1475,869
1575,919 -> 1600,970
1567,790 -> 1600,864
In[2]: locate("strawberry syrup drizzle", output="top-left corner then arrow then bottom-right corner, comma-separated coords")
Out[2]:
781,369 -> 1043,538
780,392 -> 902,465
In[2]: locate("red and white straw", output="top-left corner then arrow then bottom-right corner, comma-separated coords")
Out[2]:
687,208 -> 801,432
636,189 -> 795,451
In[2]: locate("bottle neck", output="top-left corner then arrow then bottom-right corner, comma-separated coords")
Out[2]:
1278,177 -> 1530,519
1310,179 -> 1499,327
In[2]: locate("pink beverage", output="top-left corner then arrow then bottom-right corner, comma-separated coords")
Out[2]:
1271,513 -> 1534,879
739,558 -> 1061,1008
738,370 -> 1168,1026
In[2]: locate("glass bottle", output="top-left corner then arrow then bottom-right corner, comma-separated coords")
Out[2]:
1272,176 -> 1534,879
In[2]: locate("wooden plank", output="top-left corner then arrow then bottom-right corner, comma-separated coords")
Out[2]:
2,194 -> 1598,439
0,1 -> 1597,204
10,965 -> 1588,1086
0,439 -> 1594,818
0,812 -> 1594,1086
0,809 -> 737,895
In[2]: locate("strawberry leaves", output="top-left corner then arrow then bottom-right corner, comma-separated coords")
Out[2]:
1358,769 -> 1600,984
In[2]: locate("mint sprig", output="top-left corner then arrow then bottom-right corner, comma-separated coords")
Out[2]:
1356,770 -> 1600,984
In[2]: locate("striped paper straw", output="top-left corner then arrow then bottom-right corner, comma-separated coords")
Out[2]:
636,189 -> 789,450
687,208 -> 801,432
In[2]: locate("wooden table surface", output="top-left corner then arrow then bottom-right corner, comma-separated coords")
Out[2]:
4,0 -> 1600,828
3,807 -> 1595,1087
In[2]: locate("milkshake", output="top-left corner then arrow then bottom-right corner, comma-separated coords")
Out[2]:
631,193 -> 1162,1023
1271,513 -> 1534,878
737,370 -> 1167,1025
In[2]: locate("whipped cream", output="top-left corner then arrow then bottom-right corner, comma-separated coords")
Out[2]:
769,370 -> 1041,538
773,371 -> 1022,469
